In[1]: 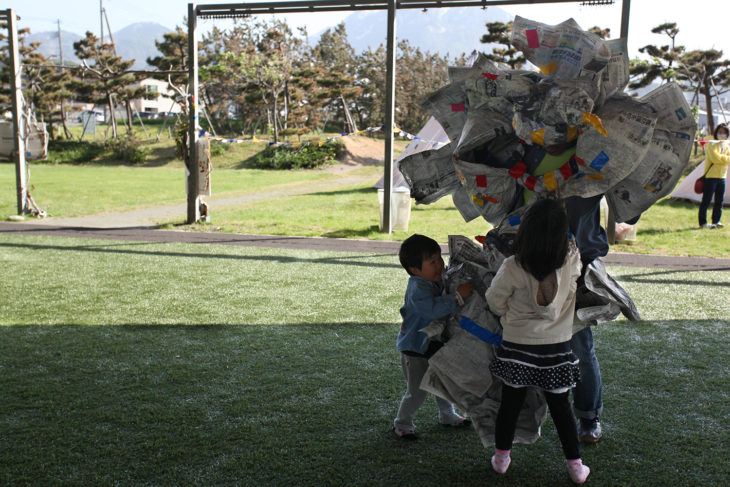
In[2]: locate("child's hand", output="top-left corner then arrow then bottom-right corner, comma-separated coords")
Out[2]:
457,282 -> 474,299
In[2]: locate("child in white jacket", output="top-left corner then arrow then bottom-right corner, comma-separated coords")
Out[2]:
485,198 -> 590,484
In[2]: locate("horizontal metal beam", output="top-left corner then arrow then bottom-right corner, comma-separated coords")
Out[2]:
197,0 -> 582,18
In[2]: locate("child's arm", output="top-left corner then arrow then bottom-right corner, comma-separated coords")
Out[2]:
485,261 -> 515,317
408,281 -> 463,321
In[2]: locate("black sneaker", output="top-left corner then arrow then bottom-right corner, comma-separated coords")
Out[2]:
578,417 -> 602,443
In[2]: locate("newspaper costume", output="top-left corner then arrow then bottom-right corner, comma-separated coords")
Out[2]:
398,17 -> 696,223
397,17 -> 691,448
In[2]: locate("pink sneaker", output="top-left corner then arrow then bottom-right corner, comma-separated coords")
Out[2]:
567,458 -> 590,484
491,448 -> 511,474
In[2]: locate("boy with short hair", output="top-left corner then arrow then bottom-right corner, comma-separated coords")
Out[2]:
393,234 -> 474,439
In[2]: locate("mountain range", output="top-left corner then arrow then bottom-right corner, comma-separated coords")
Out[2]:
28,22 -> 173,70
27,5 -> 514,69
330,6 -> 513,57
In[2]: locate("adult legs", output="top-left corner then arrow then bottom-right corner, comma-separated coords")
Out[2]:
711,178 -> 726,225
570,327 -> 602,420
698,179 -> 718,226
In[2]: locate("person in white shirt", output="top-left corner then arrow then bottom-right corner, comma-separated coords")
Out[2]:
486,198 -> 590,485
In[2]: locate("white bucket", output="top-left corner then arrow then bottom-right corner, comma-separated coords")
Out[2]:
378,188 -> 412,232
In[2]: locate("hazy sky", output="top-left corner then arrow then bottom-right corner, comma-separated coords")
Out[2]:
6,0 -> 729,58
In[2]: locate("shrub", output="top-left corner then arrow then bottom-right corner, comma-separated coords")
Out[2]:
209,141 -> 231,158
249,140 -> 343,170
105,137 -> 147,165
46,140 -> 107,164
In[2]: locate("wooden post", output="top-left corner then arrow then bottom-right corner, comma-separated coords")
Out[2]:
620,0 -> 631,39
382,0 -> 396,234
187,3 -> 200,224
7,9 -> 27,215
607,0 -> 630,245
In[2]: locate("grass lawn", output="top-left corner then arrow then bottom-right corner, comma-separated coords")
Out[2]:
0,234 -> 728,485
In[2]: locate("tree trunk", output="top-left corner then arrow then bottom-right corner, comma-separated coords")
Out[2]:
107,93 -> 118,140
125,100 -> 134,135
60,101 -> 73,140
703,79 -> 714,136
271,91 -> 279,143
283,80 -> 289,130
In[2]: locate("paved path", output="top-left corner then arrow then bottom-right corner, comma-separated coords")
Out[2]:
2,221 -> 729,271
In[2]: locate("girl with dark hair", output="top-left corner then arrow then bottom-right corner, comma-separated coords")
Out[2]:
699,123 -> 729,228
485,198 -> 590,484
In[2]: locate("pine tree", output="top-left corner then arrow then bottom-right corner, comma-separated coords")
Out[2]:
0,25 -> 73,139
629,22 -> 684,89
480,21 -> 526,69
71,31 -> 147,139
629,22 -> 730,134
680,49 -> 730,135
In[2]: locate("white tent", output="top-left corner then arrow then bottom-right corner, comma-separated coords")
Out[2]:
670,161 -> 730,206
374,117 -> 449,190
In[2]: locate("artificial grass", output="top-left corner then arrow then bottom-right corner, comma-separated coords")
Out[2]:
0,233 -> 728,485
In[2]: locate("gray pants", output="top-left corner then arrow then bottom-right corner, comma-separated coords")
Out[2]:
393,353 -> 461,432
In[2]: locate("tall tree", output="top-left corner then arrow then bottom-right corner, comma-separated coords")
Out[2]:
354,45 -> 387,128
480,21 -> 525,69
0,25 -> 72,140
629,22 -> 684,89
22,40 -> 73,140
355,42 -> 458,133
630,22 -> 730,134
203,18 -> 302,142
71,31 -> 147,139
680,49 -> 730,135
307,23 -> 361,133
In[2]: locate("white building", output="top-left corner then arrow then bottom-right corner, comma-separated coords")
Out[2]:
131,78 -> 184,116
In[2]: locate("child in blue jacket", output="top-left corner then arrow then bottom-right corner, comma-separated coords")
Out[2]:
393,234 -> 473,439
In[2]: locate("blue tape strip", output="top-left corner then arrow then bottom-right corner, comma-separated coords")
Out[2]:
458,316 -> 503,346
508,215 -> 521,226
589,151 -> 610,171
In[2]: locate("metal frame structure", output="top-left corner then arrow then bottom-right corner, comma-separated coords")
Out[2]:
187,0 -> 632,231
2,9 -> 27,215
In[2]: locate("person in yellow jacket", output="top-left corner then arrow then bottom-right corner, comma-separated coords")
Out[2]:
700,123 -> 730,228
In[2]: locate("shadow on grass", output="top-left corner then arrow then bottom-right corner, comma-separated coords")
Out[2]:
141,145 -> 178,167
323,225 -> 381,239
0,240 -> 401,270
1,321 -> 727,485
617,267 -> 730,285
309,187 -> 375,197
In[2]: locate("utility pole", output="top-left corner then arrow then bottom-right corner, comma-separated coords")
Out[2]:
3,9 -> 27,215
100,0 -> 104,44
57,19 -> 72,139
187,2 -> 200,223
57,19 -> 64,64
382,0 -> 396,234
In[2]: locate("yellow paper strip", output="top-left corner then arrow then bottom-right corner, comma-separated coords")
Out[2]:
544,171 -> 558,191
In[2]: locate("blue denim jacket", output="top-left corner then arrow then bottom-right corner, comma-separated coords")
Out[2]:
397,276 -> 459,355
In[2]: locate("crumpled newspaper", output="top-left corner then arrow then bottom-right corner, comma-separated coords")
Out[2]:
398,16 -> 696,226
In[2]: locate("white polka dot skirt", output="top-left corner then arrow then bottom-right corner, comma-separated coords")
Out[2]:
489,340 -> 580,391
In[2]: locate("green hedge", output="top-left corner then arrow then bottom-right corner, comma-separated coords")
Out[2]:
248,140 -> 343,170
